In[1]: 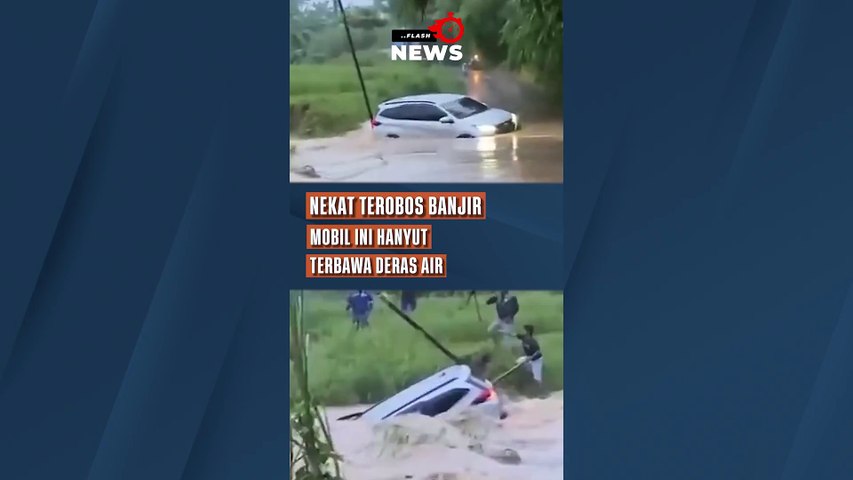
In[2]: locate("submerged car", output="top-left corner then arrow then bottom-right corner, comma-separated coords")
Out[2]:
341,364 -> 508,422
371,93 -> 520,139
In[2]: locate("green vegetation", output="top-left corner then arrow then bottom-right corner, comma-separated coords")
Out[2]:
384,0 -> 563,90
290,292 -> 343,480
289,0 -> 562,137
289,0 -> 465,137
290,59 -> 464,137
298,291 -> 564,406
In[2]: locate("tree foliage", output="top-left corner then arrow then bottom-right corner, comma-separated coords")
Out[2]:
382,0 -> 562,88
291,0 -> 390,64
291,0 -> 562,89
502,0 -> 563,89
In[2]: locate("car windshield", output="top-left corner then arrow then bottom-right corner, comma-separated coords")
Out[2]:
441,97 -> 489,119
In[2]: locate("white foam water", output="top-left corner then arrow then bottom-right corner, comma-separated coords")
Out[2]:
324,392 -> 563,480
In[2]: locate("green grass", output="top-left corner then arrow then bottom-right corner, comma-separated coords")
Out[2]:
290,55 -> 466,138
297,291 -> 563,405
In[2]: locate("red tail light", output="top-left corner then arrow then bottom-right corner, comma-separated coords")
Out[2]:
370,117 -> 381,128
473,387 -> 495,405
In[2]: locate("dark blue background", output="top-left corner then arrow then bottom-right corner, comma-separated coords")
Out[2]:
4,0 -> 853,477
292,184 -> 564,289
1,0 -> 287,479
566,0 -> 853,478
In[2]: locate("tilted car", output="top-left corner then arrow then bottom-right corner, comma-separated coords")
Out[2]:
340,364 -> 508,422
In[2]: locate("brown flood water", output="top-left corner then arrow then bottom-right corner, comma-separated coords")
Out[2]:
290,70 -> 563,183
323,391 -> 563,480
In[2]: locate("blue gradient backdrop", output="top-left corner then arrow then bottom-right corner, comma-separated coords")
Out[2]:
4,0 -> 853,477
0,0 -> 287,479
566,0 -> 853,478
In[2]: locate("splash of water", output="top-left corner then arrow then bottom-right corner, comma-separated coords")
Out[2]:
326,393 -> 563,480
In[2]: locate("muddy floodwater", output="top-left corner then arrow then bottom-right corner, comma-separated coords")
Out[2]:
323,392 -> 563,480
290,70 -> 563,183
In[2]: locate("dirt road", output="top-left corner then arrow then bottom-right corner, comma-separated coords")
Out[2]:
323,392 -> 564,480
290,70 -> 563,183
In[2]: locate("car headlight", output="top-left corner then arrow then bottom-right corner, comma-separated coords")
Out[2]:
511,113 -> 518,124
477,125 -> 497,134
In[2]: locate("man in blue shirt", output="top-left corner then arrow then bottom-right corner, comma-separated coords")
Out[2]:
346,290 -> 373,330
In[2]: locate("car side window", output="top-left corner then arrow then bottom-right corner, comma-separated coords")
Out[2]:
398,387 -> 470,417
412,104 -> 447,122
379,105 -> 410,120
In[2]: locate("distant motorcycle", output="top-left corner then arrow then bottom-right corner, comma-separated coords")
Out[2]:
468,54 -> 484,71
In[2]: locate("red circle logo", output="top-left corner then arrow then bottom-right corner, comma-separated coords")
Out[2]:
428,12 -> 465,44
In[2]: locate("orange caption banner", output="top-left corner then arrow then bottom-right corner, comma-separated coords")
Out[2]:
306,254 -> 447,278
306,224 -> 433,249
305,192 -> 486,220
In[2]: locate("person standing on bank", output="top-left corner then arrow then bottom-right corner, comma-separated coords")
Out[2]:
486,291 -> 519,345
516,324 -> 544,387
467,352 -> 492,380
346,290 -> 373,330
400,290 -> 417,313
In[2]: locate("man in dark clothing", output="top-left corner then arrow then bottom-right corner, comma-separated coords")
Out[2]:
465,352 -> 509,419
486,291 -> 519,345
400,290 -> 417,313
467,352 -> 492,380
346,290 -> 373,329
515,324 -> 543,384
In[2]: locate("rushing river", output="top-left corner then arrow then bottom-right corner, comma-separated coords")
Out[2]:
322,391 -> 563,480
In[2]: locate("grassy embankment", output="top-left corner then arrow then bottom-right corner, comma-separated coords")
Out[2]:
297,291 -> 563,405
290,53 -> 465,138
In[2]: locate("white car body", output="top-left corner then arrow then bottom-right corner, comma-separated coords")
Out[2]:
372,93 -> 520,139
355,365 -> 506,422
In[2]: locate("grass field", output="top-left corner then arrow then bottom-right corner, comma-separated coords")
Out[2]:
290,54 -> 466,138
294,291 -> 563,406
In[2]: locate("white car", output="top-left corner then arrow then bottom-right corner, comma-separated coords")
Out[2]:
371,94 -> 520,139
339,365 -> 507,422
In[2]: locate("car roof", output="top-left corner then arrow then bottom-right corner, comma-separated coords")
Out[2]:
379,93 -> 466,108
358,365 -> 478,421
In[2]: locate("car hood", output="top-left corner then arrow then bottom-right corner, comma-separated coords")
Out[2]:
465,108 -> 513,126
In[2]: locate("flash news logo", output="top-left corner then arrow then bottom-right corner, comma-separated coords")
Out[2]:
391,12 -> 464,62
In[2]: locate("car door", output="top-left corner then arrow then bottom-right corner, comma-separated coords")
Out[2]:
410,104 -> 458,138
376,104 -> 412,137
386,104 -> 432,138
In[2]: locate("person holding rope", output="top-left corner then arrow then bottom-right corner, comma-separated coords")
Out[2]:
515,324 -> 544,386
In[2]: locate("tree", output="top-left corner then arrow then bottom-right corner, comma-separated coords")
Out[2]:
383,0 -> 562,88
347,7 -> 388,29
502,0 -> 563,88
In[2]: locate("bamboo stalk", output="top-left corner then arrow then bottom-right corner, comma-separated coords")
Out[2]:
290,291 -> 344,480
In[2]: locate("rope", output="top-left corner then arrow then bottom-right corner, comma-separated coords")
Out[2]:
334,0 -> 375,124
377,292 -> 463,364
